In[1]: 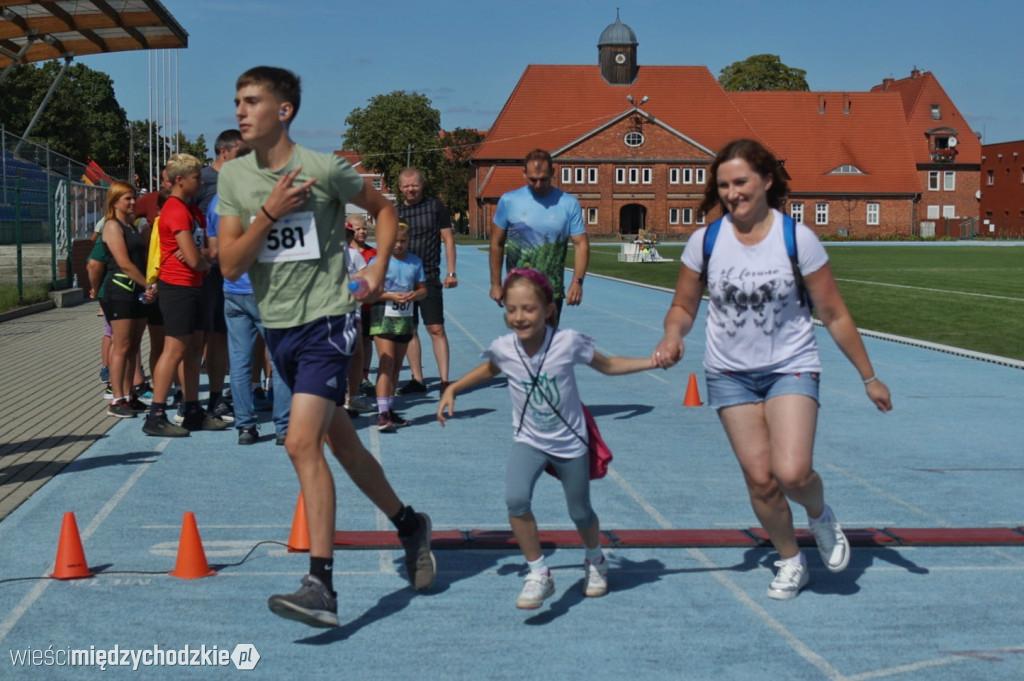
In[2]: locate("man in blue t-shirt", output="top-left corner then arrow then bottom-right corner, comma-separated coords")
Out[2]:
489,149 -> 589,324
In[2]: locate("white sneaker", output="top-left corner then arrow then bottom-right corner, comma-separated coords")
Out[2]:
349,395 -> 377,413
584,558 -> 609,597
516,571 -> 555,609
767,560 -> 809,600
809,505 -> 851,573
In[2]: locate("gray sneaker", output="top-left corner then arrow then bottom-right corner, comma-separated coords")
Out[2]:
267,574 -> 338,628
142,414 -> 189,437
399,512 -> 436,590
106,400 -> 136,419
182,411 -> 229,432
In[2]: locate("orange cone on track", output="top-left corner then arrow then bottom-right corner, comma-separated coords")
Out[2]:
169,511 -> 216,579
287,493 -> 310,553
683,373 -> 703,407
52,512 -> 93,580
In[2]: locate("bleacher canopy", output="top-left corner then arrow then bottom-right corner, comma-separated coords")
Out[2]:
0,0 -> 188,69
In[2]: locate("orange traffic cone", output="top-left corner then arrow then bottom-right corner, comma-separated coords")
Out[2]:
169,511 -> 216,579
683,373 -> 703,407
287,493 -> 310,553
52,512 -> 93,580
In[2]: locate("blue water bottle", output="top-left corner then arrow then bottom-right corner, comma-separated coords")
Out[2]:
348,277 -> 369,299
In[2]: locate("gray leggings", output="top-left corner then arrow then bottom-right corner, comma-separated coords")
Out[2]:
505,441 -> 597,531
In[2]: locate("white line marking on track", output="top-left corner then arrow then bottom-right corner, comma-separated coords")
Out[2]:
835,278 -> 1024,303
367,424 -> 398,577
0,440 -> 165,643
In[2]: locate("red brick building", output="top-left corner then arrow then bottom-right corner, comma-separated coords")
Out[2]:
978,140 -> 1024,238
470,14 -> 981,240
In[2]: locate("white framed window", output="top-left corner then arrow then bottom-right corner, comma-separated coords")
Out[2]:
943,171 -> 955,191
586,207 -> 598,224
928,171 -> 939,191
372,178 -> 382,190
815,202 -> 829,226
615,167 -> 626,184
682,168 -> 693,184
790,202 -> 804,224
926,205 -> 940,219
624,131 -> 644,147
561,167 -> 572,184
575,167 -> 586,184
641,167 -> 652,184
669,167 -> 680,184
628,167 -> 639,184
866,202 -> 880,226
668,208 -> 680,225
942,205 -> 956,218
587,167 -> 598,184
695,168 -> 707,184
681,208 -> 693,224
987,170 -> 994,186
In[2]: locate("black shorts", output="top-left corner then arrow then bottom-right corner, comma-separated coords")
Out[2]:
202,266 -> 227,334
413,280 -> 444,327
360,305 -> 372,338
158,280 -> 209,337
374,332 -> 413,344
100,295 -> 146,321
146,299 -> 164,326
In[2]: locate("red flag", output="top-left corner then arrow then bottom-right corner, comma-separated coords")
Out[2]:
84,159 -> 114,185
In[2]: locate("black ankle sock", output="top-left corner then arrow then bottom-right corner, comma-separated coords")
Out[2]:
390,505 -> 419,537
310,557 -> 334,593
148,402 -> 167,418
208,391 -> 221,410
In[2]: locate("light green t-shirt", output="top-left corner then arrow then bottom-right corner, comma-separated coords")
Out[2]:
217,144 -> 364,328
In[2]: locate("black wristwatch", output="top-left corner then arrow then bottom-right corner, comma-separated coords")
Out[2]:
447,272 -> 457,278
574,277 -> 584,286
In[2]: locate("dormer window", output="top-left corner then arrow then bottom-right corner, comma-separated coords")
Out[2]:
926,127 -> 958,163
829,164 -> 865,175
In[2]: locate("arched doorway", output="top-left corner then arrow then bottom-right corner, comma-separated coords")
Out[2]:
619,204 -> 646,236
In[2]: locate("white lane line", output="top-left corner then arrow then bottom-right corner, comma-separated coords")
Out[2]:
0,442 -> 164,643
834,278 -> 1024,303
365,423 -> 398,577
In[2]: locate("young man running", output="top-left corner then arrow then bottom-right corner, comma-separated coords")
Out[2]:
217,66 -> 435,628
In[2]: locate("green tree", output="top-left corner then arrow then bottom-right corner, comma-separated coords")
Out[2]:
718,54 -> 809,91
343,91 -> 444,197
437,127 -> 485,229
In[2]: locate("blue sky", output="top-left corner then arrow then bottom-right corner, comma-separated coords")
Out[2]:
77,0 -> 1024,154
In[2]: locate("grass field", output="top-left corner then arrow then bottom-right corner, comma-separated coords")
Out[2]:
583,243 -> 1024,361
0,282 -> 50,313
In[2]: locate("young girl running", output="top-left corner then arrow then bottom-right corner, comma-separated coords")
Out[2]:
438,268 -> 656,609
369,222 -> 426,432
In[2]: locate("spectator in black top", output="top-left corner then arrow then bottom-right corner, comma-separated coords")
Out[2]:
395,167 -> 457,395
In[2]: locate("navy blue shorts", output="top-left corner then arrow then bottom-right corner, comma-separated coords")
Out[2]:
265,312 -> 359,404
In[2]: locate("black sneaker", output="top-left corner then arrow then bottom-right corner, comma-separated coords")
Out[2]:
267,574 -> 338,628
237,426 -> 258,445
211,398 -> 235,424
397,379 -> 427,395
399,512 -> 436,591
359,380 -> 375,397
142,413 -> 189,437
275,432 -> 287,446
182,411 -> 229,432
106,400 -> 135,419
127,397 -> 149,413
387,410 -> 411,427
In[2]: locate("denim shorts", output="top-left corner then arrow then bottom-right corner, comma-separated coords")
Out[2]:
706,370 -> 820,409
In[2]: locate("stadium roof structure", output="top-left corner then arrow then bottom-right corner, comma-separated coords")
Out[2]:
0,0 -> 187,70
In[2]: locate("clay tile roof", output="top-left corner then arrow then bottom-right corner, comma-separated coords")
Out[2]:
728,91 -> 921,194
475,65 -> 761,160
476,166 -> 525,198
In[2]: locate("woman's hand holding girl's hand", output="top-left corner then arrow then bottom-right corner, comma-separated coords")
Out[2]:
652,336 -> 683,369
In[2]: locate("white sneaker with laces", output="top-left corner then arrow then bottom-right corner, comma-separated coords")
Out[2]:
516,571 -> 555,609
809,505 -> 851,573
584,558 -> 609,597
766,559 -> 809,600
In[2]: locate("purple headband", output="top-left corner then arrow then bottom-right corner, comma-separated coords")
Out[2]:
505,268 -> 553,303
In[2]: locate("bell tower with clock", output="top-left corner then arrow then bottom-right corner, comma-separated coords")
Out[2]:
598,10 -> 638,85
